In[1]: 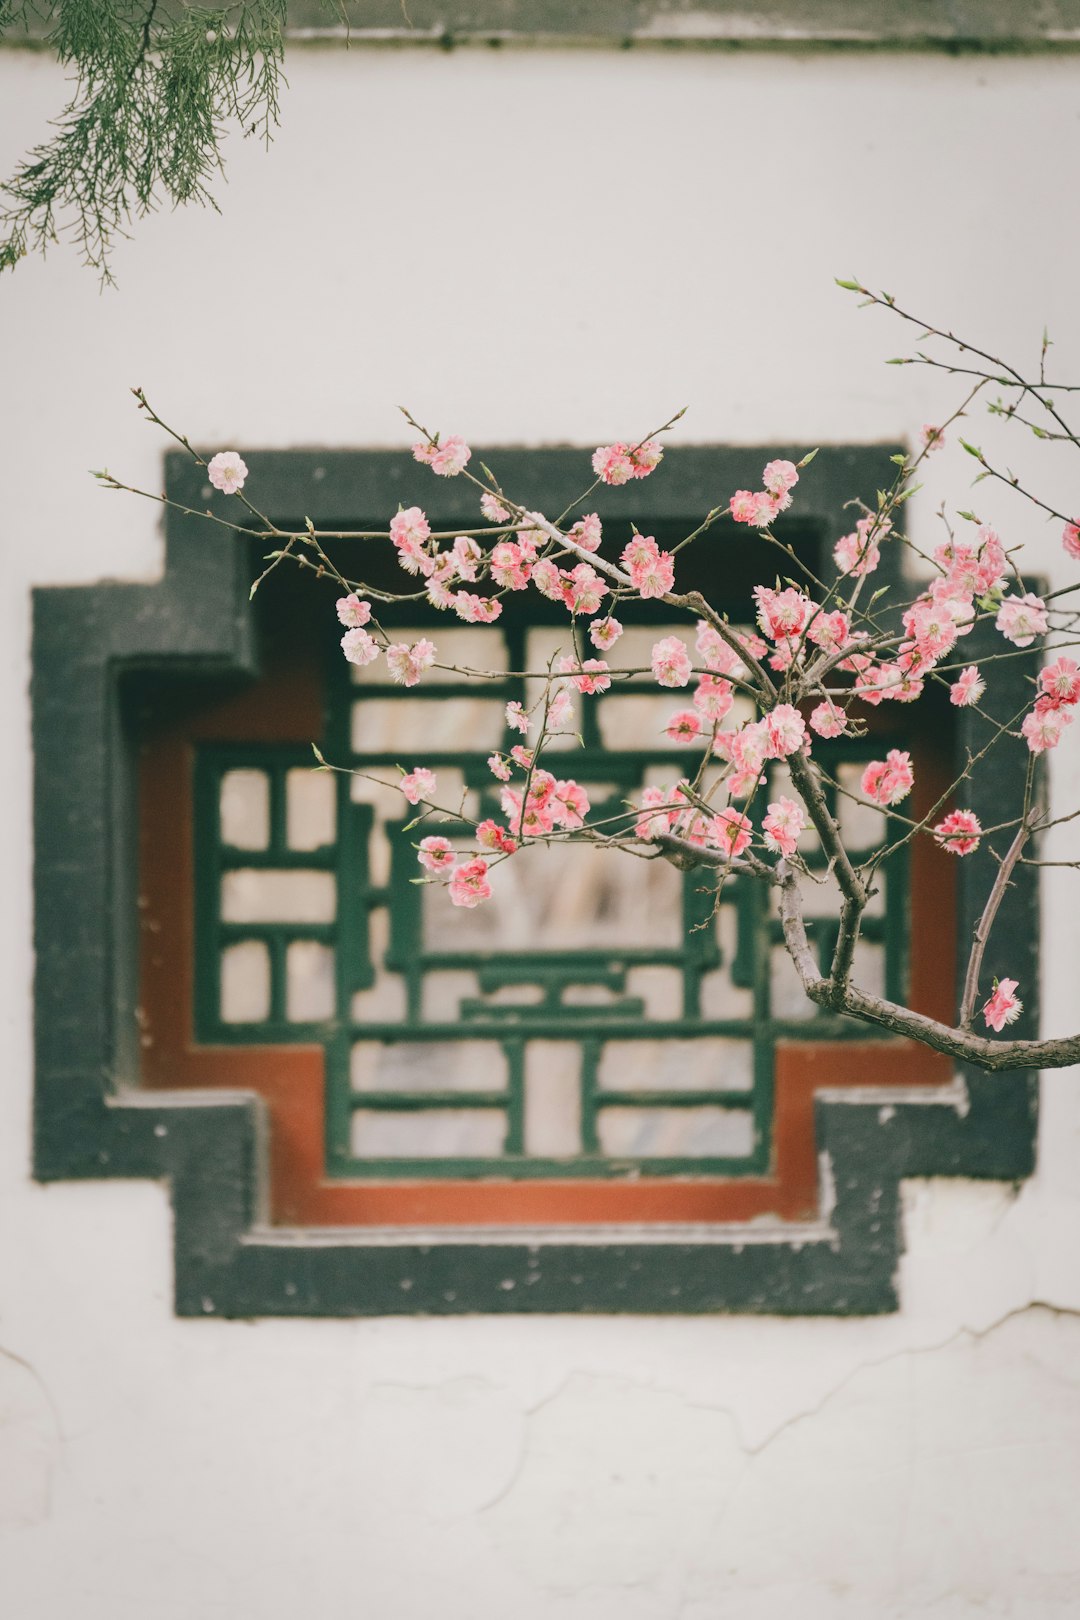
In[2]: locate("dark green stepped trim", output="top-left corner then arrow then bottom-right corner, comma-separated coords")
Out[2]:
32,446 -> 1038,1316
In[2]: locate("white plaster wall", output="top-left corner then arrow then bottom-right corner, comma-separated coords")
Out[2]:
2,43 -> 1080,1620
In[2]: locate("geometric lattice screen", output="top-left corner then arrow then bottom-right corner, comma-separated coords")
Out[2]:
195,615 -> 908,1182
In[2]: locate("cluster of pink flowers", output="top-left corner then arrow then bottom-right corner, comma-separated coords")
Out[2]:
861,750 -> 914,807
762,796 -> 807,858
385,639 -> 437,687
1063,522 -> 1080,562
621,534 -> 675,598
500,769 -> 591,838
413,434 -> 471,477
831,528 -> 1005,710
1021,655 -> 1080,753
592,440 -> 664,486
729,459 -> 799,529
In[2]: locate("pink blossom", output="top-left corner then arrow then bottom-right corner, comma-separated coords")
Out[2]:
810,700 -> 847,738
481,492 -> 511,523
490,541 -> 532,592
920,424 -> 945,454
763,796 -> 807,858
207,451 -> 248,494
390,506 -> 431,548
505,701 -> 530,735
834,515 -> 887,577
400,767 -> 437,805
765,703 -> 808,759
1022,705 -> 1073,753
488,753 -> 511,782
475,819 -> 518,855
996,593 -> 1048,648
510,744 -> 533,769
592,443 -> 635,485
861,750 -> 914,807
695,621 -> 744,677
448,859 -> 492,908
730,490 -> 781,528
531,559 -> 565,601
452,536 -> 482,581
651,636 -> 692,688
710,807 -> 753,859
428,435 -> 471,477
552,779 -> 590,829
568,513 -> 603,552
666,709 -> 703,744
634,785 -> 677,841
547,686 -> 574,728
452,591 -> 503,624
724,719 -> 770,798
561,562 -> 608,616
1038,656 -> 1080,708
693,675 -> 734,722
1063,522 -> 1080,562
950,666 -> 985,707
557,656 -> 611,695
902,598 -> 959,665
629,439 -> 664,478
755,585 -> 812,644
417,836 -> 456,873
385,638 -> 437,687
621,534 -> 675,599
341,627 -> 379,667
807,609 -> 850,651
335,594 -> 371,629
933,810 -> 982,856
589,616 -> 623,651
762,459 -> 799,497
983,977 -> 1022,1034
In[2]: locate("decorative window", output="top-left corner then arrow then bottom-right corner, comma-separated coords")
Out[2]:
34,446 -> 1039,1315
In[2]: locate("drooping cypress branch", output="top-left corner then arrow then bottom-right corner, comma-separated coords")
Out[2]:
0,1 -> 347,281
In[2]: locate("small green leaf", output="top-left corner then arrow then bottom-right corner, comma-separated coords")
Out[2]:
889,453 -> 908,467
834,277 -> 863,291
959,439 -> 985,461
797,448 -> 819,469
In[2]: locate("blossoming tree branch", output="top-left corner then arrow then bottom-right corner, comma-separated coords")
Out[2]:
99,288 -> 1080,1074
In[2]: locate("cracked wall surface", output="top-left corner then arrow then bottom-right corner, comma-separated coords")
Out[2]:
3,38 -> 1080,1620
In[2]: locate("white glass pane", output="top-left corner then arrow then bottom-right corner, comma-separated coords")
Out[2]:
524,1042 -> 581,1157
351,911 -> 408,1021
351,698 -> 504,753
351,1109 -> 507,1158
286,769 -> 336,850
598,1106 -> 755,1158
350,1039 -> 505,1093
219,770 -> 269,850
285,941 -> 335,1021
421,969 -> 481,1022
597,1038 -> 754,1093
220,940 -> 271,1023
852,938 -> 886,999
624,965 -> 683,1018
221,870 -> 335,924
